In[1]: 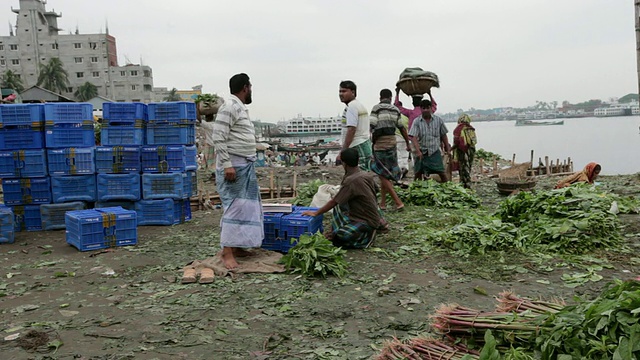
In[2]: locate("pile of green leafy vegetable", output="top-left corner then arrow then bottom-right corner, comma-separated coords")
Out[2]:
278,233 -> 348,278
474,148 -> 502,161
397,180 -> 481,209
194,93 -> 219,104
495,184 -> 638,254
293,179 -> 326,206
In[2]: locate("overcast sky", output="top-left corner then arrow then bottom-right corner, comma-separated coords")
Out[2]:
2,1 -> 637,122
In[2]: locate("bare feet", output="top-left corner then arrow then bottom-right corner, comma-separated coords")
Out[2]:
221,247 -> 239,269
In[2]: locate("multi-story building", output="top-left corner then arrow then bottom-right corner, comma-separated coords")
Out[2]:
0,0 -> 154,102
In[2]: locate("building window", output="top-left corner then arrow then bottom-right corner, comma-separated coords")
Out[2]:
92,71 -> 100,77
9,44 -> 18,51
51,43 -> 58,50
143,85 -> 152,91
76,72 -> 84,78
0,45 -> 3,50
74,57 -> 83,63
120,71 -> 126,76
11,59 -> 19,65
74,43 -> 82,49
89,42 -> 97,49
130,71 -> 138,76
66,87 -> 73,93
144,70 -> 151,77
131,85 -> 136,90
15,74 -> 21,79
0,60 -> 5,66
90,56 -> 98,63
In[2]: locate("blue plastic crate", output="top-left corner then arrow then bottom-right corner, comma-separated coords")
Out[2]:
141,173 -> 183,200
95,146 -> 141,173
135,199 -> 174,226
47,148 -> 95,175
173,200 -> 192,224
103,103 -> 147,123
95,200 -> 135,211
10,205 -> 42,231
0,104 -> 44,126
280,212 -> 324,251
65,207 -> 137,252
97,173 -> 140,201
141,145 -> 187,173
44,103 -> 93,122
51,175 -> 97,203
182,171 -> 197,199
0,149 -> 48,178
145,123 -> 195,145
261,212 -> 285,251
45,121 -> 95,148
0,126 -> 45,150
147,102 -> 196,122
40,201 -> 86,231
101,124 -> 145,146
0,207 -> 15,243
2,178 -> 51,205
184,145 -> 197,171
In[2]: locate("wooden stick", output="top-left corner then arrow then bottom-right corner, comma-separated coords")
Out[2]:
545,156 -> 550,176
538,157 -> 542,175
479,158 -> 484,174
493,158 -> 498,175
512,153 -> 516,166
269,169 -> 274,199
530,150 -> 534,170
293,172 -> 298,198
556,158 -> 560,174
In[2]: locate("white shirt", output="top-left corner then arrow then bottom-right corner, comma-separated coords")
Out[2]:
341,99 -> 370,147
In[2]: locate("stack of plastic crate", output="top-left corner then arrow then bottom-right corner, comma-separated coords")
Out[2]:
261,206 -> 324,253
43,103 -> 96,230
137,102 -> 197,225
95,103 -> 145,211
0,104 -> 48,232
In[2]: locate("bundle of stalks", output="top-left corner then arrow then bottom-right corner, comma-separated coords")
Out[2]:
430,304 -> 543,345
375,336 -> 480,360
495,291 -> 565,314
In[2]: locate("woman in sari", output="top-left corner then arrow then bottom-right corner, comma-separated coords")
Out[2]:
555,162 -> 601,189
452,114 -> 477,189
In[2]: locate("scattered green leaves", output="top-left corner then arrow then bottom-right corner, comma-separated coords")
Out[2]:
398,180 -> 481,209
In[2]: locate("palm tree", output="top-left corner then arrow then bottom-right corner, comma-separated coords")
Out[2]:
74,82 -> 98,101
37,57 -> 70,94
1,70 -> 24,93
163,88 -> 181,101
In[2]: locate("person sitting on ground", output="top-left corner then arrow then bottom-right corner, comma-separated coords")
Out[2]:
302,148 -> 388,249
554,162 -> 601,189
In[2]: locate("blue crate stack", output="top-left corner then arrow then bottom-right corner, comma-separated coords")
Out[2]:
138,102 -> 197,225
0,104 -> 47,233
261,206 -> 324,253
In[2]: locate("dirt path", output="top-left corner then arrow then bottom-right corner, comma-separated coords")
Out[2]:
1,171 -> 639,359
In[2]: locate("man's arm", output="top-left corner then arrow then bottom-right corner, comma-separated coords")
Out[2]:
400,127 -> 411,151
212,104 -> 236,180
427,90 -> 438,113
343,127 -> 356,149
342,103 -> 359,150
394,89 -> 412,118
302,199 -> 337,217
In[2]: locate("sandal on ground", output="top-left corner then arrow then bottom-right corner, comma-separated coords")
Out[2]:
181,268 -> 197,284
395,205 -> 405,212
199,268 -> 215,284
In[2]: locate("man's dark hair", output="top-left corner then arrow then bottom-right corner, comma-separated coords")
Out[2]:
379,89 -> 392,99
339,80 -> 357,95
340,148 -> 359,168
229,73 -> 250,94
420,99 -> 432,109
412,95 -> 424,107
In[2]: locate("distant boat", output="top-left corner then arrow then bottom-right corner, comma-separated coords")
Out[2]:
515,119 -> 564,126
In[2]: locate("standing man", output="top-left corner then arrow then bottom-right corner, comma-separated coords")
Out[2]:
394,88 -> 438,130
302,148 -> 387,249
213,73 -> 263,269
409,99 -> 451,182
370,89 -> 411,211
337,80 -> 371,170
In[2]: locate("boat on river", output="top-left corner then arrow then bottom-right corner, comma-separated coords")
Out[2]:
515,119 -> 564,126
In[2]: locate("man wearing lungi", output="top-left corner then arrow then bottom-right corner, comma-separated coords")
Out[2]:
409,99 -> 451,182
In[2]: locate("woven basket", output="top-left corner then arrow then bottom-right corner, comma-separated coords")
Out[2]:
396,77 -> 439,96
495,177 -> 537,195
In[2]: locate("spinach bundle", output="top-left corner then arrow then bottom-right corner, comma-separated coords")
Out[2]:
398,180 -> 481,209
293,180 -> 326,206
278,233 -> 348,278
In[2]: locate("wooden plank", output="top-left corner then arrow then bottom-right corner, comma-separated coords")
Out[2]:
545,156 -> 550,176
512,153 -> 516,166
269,169 -> 274,199
530,150 -> 534,170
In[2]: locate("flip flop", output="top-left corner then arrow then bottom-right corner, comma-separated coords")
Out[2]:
198,268 -> 215,284
181,268 -> 197,284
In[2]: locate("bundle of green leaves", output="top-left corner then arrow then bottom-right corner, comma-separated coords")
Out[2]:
495,185 -> 637,254
536,279 -> 640,359
278,233 -> 348,278
428,213 -> 523,255
293,180 -> 326,206
475,148 -> 502,161
398,180 -> 481,209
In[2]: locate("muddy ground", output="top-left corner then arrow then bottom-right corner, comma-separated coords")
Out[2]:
1,166 -> 639,360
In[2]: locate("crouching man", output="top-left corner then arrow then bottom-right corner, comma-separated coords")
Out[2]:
302,148 -> 388,249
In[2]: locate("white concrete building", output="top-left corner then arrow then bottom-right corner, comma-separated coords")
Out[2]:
0,0 -> 154,102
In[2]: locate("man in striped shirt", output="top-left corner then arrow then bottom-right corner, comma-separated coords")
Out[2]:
409,99 -> 451,182
213,73 -> 264,270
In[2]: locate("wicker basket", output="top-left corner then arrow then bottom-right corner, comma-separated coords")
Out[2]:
495,177 -> 537,195
396,77 -> 440,96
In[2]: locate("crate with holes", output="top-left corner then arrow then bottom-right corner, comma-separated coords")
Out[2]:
95,146 -> 141,174
0,104 -> 45,150
47,148 -> 95,175
0,206 -> 15,243
2,177 -> 52,205
44,103 -> 94,148
51,175 -> 97,203
97,173 -> 141,202
0,149 -> 48,178
40,201 -> 87,231
141,173 -> 183,200
65,207 -> 137,251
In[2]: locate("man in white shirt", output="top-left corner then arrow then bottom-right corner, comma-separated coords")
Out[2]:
337,80 -> 372,170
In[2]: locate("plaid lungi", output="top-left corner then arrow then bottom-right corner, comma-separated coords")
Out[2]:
330,205 -> 375,249
371,148 -> 402,182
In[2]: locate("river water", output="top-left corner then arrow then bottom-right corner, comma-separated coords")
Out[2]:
276,116 -> 640,175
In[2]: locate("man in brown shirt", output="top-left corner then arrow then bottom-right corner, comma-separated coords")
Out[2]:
302,148 -> 387,248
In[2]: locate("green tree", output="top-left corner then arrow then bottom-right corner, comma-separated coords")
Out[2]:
163,87 -> 181,101
1,70 -> 24,93
74,82 -> 98,101
37,57 -> 70,94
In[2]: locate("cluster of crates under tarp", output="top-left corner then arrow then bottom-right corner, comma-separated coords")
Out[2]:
0,101 -> 197,251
